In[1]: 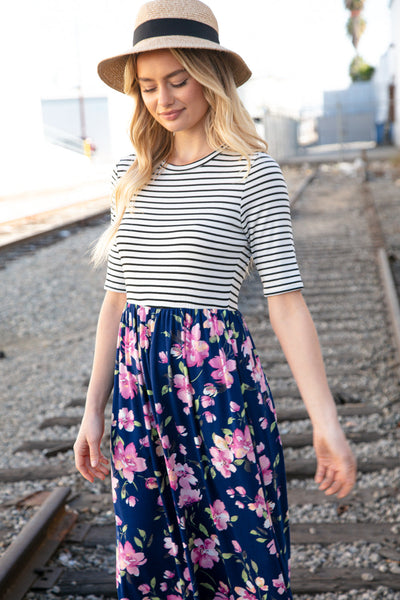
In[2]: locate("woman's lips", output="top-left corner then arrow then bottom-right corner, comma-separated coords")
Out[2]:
160,109 -> 184,120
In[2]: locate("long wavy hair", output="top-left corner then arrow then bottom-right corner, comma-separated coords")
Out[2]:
92,48 -> 268,265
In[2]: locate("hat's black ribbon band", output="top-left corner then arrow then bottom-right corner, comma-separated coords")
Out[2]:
133,18 -> 220,46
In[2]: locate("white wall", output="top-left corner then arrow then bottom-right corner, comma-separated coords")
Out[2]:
391,0 -> 400,146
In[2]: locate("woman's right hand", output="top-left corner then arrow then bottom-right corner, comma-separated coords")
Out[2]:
74,411 -> 110,483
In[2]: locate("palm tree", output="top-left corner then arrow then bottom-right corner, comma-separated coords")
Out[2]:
346,15 -> 366,49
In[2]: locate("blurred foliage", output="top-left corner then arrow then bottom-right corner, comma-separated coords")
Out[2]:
349,55 -> 375,81
344,0 -> 365,11
346,15 -> 366,48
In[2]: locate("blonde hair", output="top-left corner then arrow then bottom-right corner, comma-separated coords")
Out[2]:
92,48 -> 268,265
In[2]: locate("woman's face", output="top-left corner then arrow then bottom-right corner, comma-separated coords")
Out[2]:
136,49 -> 209,135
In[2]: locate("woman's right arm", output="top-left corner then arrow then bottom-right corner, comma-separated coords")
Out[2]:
74,290 -> 127,482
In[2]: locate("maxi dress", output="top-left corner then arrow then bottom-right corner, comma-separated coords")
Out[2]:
104,151 -> 303,600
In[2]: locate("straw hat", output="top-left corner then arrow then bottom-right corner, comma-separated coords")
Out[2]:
97,0 -> 252,93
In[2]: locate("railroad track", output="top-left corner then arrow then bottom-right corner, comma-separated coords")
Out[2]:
0,160 -> 399,599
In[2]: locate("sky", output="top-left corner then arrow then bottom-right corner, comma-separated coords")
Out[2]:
33,0 -> 391,109
4,0 -> 389,110
0,0 -> 394,193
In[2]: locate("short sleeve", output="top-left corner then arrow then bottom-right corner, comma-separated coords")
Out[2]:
241,154 -> 303,297
104,164 -> 127,294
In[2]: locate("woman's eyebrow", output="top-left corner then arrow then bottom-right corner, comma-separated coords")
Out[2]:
137,69 -> 187,82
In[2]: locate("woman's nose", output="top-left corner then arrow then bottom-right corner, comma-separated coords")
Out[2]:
158,83 -> 174,107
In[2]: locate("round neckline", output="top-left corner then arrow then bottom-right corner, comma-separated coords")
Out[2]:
164,149 -> 222,171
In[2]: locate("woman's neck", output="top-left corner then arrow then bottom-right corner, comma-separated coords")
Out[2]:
168,130 -> 213,166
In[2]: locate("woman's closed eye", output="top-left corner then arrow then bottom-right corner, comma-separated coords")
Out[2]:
142,79 -> 188,93
171,79 -> 188,88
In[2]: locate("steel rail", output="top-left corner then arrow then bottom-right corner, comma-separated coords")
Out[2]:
0,486 -> 76,600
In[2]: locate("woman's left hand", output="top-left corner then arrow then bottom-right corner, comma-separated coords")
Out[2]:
313,426 -> 357,498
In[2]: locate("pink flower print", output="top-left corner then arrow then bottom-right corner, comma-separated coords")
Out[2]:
209,349 -> 236,388
203,310 -> 225,337
204,411 -> 216,423
112,476 -> 118,503
234,587 -> 257,600
127,496 -> 138,507
165,454 -> 179,490
164,536 -> 179,557
250,356 -> 267,393
183,567 -> 191,581
178,487 -> 202,508
143,402 -> 156,430
272,574 -> 287,595
184,312 -> 193,328
226,329 -> 238,355
163,570 -> 175,579
230,401 -> 241,412
179,443 -> 187,455
259,417 -> 268,429
137,305 -> 150,322
191,537 -> 219,569
259,455 -> 273,486
182,323 -> 209,367
176,425 -> 187,435
139,323 -> 149,349
235,486 -> 246,496
174,462 -> 197,488
140,435 -> 150,447
235,500 -> 245,509
155,402 -> 163,414
210,446 -> 236,478
138,584 -> 151,594
203,382 -> 218,397
159,351 -> 168,363
210,499 -> 230,530
161,435 -> 171,449
227,488 -> 235,497
113,441 -> 147,483
215,581 -> 235,600
210,435 -> 236,478
171,343 -> 183,359
115,514 -> 122,526
119,364 -> 138,400
241,336 -> 255,369
117,540 -> 147,576
267,539 -> 277,554
232,540 -> 242,553
201,395 -> 215,408
173,374 -> 194,410
122,329 -> 139,367
231,426 -> 255,462
118,407 -> 135,431
266,394 -> 276,415
248,488 -> 267,518
255,577 -> 269,591
167,596 -> 183,600
160,582 -> 168,592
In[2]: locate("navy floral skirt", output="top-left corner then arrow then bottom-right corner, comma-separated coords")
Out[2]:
111,304 -> 292,600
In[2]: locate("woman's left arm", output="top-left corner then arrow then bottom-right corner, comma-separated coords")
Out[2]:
267,290 -> 357,498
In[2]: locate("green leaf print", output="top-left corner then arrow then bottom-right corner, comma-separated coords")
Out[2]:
134,536 -> 143,548
199,522 -> 209,536
251,559 -> 258,573
201,583 -> 216,591
222,553 -> 234,559
161,384 -> 169,395
138,528 -> 146,538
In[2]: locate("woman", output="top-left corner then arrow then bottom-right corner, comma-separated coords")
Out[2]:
74,1 -> 356,599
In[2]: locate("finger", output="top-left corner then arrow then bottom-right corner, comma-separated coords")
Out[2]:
317,466 -> 336,491
323,477 -> 343,496
314,463 -> 327,484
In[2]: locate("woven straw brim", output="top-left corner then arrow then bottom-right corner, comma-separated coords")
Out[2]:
97,37 -> 252,93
